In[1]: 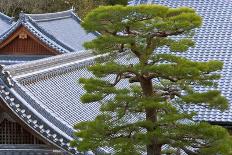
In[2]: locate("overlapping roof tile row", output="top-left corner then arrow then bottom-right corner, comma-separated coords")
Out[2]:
0,0 -> 232,154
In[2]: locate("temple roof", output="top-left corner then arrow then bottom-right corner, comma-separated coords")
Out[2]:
24,10 -> 98,51
0,12 -> 13,34
0,51 -> 107,154
0,10 -> 98,54
0,0 -> 232,154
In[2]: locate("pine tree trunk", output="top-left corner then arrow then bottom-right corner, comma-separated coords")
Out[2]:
140,77 -> 162,155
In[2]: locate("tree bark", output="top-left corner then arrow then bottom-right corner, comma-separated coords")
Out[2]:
140,77 -> 162,155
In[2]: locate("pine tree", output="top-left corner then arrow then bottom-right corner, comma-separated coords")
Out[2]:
71,5 -> 232,155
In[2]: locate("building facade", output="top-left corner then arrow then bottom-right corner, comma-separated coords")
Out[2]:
0,10 -> 98,65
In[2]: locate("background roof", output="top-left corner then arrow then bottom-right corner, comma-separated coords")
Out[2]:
129,0 -> 232,123
0,10 -> 98,55
4,0 -> 232,135
0,12 -> 13,35
25,10 -> 98,51
1,0 -> 232,154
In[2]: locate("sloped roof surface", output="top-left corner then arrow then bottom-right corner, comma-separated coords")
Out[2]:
1,0 -> 232,154
10,53 -> 129,128
130,0 -> 232,123
25,10 -> 98,51
0,51 -> 97,154
0,10 -> 98,55
0,12 -> 13,34
5,0 -> 232,136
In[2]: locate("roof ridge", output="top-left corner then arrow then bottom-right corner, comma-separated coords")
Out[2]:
25,9 -> 73,16
0,12 -> 13,23
16,54 -> 101,85
5,51 -> 94,77
24,9 -> 74,22
13,52 -> 126,84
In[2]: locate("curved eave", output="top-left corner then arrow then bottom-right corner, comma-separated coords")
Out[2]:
0,52 -> 127,155
0,21 -> 21,41
0,79 -> 80,155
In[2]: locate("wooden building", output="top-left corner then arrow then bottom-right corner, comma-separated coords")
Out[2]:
0,10 -> 98,64
0,0 -> 232,155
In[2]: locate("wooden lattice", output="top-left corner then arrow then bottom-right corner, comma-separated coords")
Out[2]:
0,119 -> 43,144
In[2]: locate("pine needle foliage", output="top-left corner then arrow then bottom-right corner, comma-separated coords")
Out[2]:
71,5 -> 232,155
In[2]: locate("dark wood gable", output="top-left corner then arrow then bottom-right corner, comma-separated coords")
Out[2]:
0,26 -> 58,55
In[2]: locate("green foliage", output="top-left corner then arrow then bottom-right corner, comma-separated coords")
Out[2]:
72,4 -> 232,155
0,0 -> 70,18
0,0 -> 128,19
67,0 -> 129,19
66,0 -> 107,18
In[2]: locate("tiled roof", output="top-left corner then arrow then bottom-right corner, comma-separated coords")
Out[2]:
0,51 -> 105,155
130,0 -> 232,123
0,0 -> 232,154
0,12 -> 13,35
0,10 -> 98,54
0,16 -> 73,54
24,9 -> 99,51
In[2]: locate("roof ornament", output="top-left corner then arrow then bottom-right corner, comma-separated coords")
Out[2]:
0,70 -> 14,88
71,6 -> 75,11
0,64 -> 5,73
11,17 -> 15,22
19,11 -> 26,22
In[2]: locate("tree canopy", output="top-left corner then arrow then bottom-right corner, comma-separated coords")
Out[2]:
71,4 -> 232,155
0,0 -> 129,19
0,0 -> 69,18
67,0 -> 129,18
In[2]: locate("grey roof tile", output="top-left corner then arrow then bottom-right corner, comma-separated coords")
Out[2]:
132,0 -> 232,123
0,10 -> 98,55
0,12 -> 13,35
5,0 -> 232,135
0,0 -> 232,154
25,10 -> 98,51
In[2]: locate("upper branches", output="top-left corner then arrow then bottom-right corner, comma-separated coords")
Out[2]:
82,5 -> 202,57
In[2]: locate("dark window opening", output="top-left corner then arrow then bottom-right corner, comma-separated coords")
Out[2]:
0,119 -> 44,144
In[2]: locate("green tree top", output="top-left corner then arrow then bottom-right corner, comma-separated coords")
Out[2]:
71,5 -> 232,155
